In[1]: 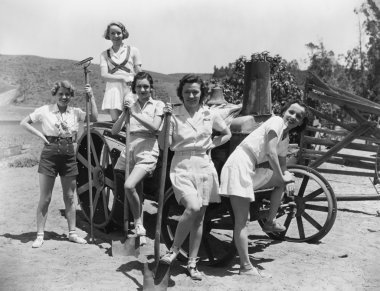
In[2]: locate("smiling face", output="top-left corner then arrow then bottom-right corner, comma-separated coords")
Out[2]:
108,25 -> 123,43
282,103 -> 306,130
135,78 -> 152,101
56,87 -> 72,108
182,82 -> 201,111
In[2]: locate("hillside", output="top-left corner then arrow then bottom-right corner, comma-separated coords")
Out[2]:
0,54 -> 211,109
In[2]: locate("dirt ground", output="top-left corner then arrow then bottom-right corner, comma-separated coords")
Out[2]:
0,102 -> 379,290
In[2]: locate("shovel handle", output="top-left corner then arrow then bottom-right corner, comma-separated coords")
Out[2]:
154,112 -> 171,263
123,110 -> 131,233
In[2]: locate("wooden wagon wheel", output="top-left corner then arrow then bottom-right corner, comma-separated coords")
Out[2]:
258,165 -> 337,243
161,187 -> 236,267
76,130 -> 117,228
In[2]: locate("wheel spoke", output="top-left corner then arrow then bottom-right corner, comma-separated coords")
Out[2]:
77,182 -> 89,196
93,187 -> 101,210
279,213 -> 293,238
90,137 -> 100,167
296,216 -> 305,239
302,211 -> 322,230
77,152 -> 89,169
305,203 -> 329,212
297,176 -> 309,197
105,177 -> 115,189
304,188 -> 324,202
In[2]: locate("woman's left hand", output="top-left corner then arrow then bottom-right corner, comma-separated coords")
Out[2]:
84,84 -> 93,97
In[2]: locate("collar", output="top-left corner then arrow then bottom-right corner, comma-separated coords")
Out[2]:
111,43 -> 128,55
52,103 -> 72,114
174,104 -> 210,116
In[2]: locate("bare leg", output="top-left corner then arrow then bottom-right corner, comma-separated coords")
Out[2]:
188,206 -> 207,259
60,175 -> 77,232
230,196 -> 251,268
36,174 -> 56,234
124,167 -> 147,226
109,109 -> 122,122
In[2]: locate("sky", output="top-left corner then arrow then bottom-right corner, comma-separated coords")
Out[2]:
0,0 -> 369,74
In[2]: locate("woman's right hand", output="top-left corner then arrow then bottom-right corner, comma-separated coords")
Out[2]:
41,134 -> 50,145
163,102 -> 173,114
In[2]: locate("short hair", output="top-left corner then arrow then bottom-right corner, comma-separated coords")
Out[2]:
103,21 -> 129,40
51,80 -> 75,97
280,100 -> 310,133
131,71 -> 154,94
176,74 -> 207,103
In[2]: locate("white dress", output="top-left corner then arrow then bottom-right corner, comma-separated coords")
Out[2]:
220,116 -> 289,201
100,44 -> 142,111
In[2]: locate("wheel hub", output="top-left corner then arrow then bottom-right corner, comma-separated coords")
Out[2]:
93,166 -> 105,188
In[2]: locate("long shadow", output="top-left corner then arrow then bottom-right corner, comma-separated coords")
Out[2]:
1,231 -> 67,244
337,207 -> 378,216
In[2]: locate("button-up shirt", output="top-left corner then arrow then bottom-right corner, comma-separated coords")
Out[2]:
29,104 -> 86,137
169,104 -> 227,152
130,97 -> 165,134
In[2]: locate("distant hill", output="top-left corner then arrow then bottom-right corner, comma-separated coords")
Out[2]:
0,54 -> 212,109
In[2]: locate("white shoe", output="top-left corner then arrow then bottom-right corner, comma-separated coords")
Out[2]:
139,235 -> 147,246
135,224 -> 146,236
32,235 -> 44,248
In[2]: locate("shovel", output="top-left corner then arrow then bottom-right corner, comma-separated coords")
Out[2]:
112,110 -> 141,257
75,57 -> 95,243
143,111 -> 172,290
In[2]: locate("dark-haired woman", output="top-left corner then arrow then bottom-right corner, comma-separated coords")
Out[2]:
111,71 -> 165,244
100,21 -> 142,121
159,74 -> 231,280
20,80 -> 98,248
220,101 -> 308,276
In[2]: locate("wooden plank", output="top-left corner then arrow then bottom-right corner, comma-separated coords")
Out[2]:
309,124 -> 372,168
316,168 -> 373,177
303,148 -> 377,162
307,107 -> 355,132
302,153 -> 374,170
303,136 -> 379,152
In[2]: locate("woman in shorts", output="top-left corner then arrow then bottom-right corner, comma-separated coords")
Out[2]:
111,71 -> 165,244
20,80 -> 98,248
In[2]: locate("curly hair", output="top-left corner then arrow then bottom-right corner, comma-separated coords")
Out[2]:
131,71 -> 154,94
103,21 -> 129,40
176,74 -> 207,103
280,100 -> 310,133
51,80 -> 75,97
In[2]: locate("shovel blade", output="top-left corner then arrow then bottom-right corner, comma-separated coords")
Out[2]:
143,262 -> 170,291
112,236 -> 141,257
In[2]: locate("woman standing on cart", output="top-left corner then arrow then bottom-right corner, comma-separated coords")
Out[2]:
100,21 -> 142,122
159,74 -> 231,280
111,71 -> 165,244
20,80 -> 98,248
220,100 -> 308,276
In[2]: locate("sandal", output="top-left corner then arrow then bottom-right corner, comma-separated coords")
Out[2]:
160,249 -> 179,265
32,234 -> 44,248
135,224 -> 146,236
187,265 -> 203,281
262,220 -> 286,233
68,234 -> 87,244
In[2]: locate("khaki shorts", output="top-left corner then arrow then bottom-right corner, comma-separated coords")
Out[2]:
115,136 -> 159,175
170,152 -> 221,207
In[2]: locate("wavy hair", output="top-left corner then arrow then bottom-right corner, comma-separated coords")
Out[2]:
51,80 -> 75,97
176,74 -> 207,103
103,21 -> 129,40
280,100 -> 310,133
131,71 -> 154,94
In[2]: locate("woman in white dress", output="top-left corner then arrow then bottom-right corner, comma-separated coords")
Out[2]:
100,21 -> 142,121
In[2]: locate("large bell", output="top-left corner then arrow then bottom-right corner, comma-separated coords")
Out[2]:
206,85 -> 227,105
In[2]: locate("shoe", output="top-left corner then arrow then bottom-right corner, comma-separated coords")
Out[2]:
69,234 -> 87,244
139,235 -> 147,246
135,224 -> 146,236
187,265 -> 203,281
160,250 -> 178,265
262,220 -> 286,233
32,235 -> 44,248
239,266 -> 272,278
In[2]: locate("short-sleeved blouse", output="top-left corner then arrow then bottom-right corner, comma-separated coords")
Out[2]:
100,44 -> 142,82
238,116 -> 289,164
169,105 -> 227,152
29,104 -> 85,137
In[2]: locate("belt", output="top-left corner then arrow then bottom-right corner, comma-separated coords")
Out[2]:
45,136 -> 74,143
175,150 -> 207,156
256,161 -> 271,169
